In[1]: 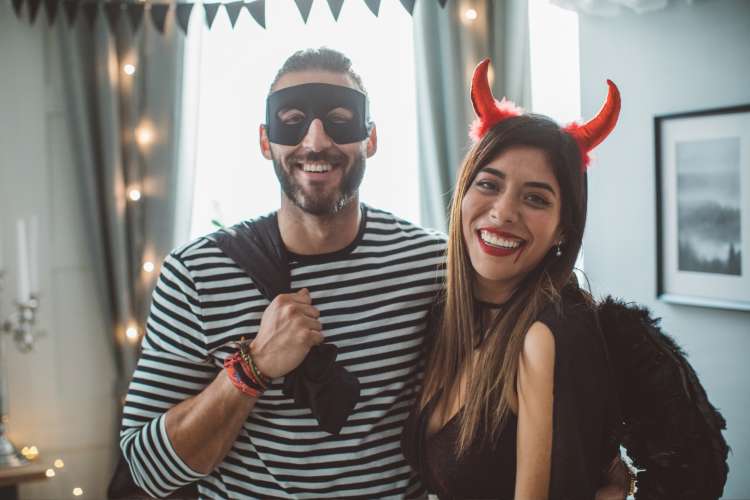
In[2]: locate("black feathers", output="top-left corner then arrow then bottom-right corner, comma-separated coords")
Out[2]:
597,297 -> 729,500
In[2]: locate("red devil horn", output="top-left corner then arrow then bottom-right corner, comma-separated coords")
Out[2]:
566,80 -> 621,152
471,59 -> 495,120
469,59 -> 523,141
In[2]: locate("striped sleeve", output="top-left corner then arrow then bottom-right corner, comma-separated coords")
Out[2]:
120,245 -> 218,497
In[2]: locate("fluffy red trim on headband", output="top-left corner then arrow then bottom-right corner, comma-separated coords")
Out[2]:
469,59 -> 621,171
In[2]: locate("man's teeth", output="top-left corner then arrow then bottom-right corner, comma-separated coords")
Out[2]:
302,163 -> 332,173
480,230 -> 522,249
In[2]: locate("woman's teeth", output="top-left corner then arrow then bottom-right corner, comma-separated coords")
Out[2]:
302,163 -> 333,173
480,230 -> 522,249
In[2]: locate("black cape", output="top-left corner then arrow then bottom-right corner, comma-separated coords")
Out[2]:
210,213 -> 360,435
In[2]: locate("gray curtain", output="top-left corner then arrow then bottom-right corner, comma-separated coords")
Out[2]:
56,13 -> 192,405
413,0 -> 532,232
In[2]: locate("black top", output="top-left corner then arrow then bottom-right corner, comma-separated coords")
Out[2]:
402,286 -> 617,499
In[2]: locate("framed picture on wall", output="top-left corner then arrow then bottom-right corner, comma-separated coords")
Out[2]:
655,104 -> 750,312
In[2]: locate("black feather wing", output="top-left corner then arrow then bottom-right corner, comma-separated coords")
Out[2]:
597,297 -> 729,500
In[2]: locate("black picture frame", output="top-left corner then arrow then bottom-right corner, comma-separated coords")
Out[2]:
655,104 -> 750,312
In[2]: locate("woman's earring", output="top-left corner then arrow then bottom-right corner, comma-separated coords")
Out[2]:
555,242 -> 563,257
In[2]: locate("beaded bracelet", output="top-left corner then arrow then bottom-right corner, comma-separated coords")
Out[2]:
239,337 -> 271,388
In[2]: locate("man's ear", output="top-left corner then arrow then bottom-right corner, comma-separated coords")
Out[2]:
259,124 -> 272,160
366,123 -> 377,158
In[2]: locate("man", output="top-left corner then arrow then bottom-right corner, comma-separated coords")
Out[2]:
120,48 -> 446,498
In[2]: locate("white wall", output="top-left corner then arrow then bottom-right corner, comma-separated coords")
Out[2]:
0,2 -> 117,498
579,1 -> 750,497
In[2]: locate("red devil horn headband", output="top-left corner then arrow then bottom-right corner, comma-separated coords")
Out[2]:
469,58 -> 621,170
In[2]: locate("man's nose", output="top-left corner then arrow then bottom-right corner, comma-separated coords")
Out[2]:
301,119 -> 333,152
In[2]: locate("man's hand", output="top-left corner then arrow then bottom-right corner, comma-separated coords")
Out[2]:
595,455 -> 632,500
250,288 -> 324,379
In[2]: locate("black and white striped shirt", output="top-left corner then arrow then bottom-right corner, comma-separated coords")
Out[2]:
120,205 -> 447,499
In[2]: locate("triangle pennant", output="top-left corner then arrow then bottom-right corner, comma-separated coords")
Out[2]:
203,2 -> 221,28
399,0 -> 415,15
326,0 -> 344,20
127,3 -> 144,32
437,0 -> 447,6
104,1 -> 122,33
28,0 -> 42,24
81,1 -> 98,29
363,0 -> 380,16
150,3 -> 170,33
224,1 -> 244,28
294,0 -> 313,23
62,0 -> 77,25
245,0 -> 265,29
175,3 -> 194,34
43,0 -> 58,25
11,0 -> 24,19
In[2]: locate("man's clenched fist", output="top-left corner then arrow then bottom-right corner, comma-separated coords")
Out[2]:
249,288 -> 324,379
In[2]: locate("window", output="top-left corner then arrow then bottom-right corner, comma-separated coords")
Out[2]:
529,0 -> 581,124
184,2 -> 420,239
528,0 -> 584,272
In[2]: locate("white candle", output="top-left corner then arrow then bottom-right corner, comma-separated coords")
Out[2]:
16,219 -> 30,304
28,215 -> 39,295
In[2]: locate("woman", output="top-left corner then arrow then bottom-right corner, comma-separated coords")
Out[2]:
401,59 -> 625,499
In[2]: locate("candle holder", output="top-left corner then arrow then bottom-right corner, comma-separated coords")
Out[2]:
0,271 -> 43,468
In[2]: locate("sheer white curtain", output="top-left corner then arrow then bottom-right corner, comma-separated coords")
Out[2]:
182,1 -> 421,239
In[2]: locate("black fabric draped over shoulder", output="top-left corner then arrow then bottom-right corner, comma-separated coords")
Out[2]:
401,285 -> 618,500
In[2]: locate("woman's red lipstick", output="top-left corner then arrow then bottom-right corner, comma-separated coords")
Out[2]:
476,229 -> 525,257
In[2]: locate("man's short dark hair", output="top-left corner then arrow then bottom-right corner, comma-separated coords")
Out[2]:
269,47 -> 367,95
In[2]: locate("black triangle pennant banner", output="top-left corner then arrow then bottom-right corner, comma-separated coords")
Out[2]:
437,0 -> 448,7
12,0 -> 24,19
294,0 -> 313,23
81,1 -> 98,29
150,3 -> 170,33
175,3 -> 194,34
28,0 -> 42,24
326,0 -> 344,20
43,0 -> 58,25
203,2 -> 221,28
6,0 -> 423,33
127,2 -> 144,32
399,0 -> 415,15
104,1 -> 122,33
363,0 -> 380,16
225,1 -> 244,28
246,0 -> 265,29
62,0 -> 77,25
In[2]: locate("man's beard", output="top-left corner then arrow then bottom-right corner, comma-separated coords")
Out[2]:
272,149 -> 366,216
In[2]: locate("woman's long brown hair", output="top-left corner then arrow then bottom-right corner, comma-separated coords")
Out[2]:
420,115 -> 590,455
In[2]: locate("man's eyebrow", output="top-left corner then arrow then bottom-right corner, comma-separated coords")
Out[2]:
478,167 -> 557,195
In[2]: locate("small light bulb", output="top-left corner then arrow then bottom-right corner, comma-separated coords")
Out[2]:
46,468 -> 56,478
143,261 -> 155,273
123,64 -> 136,75
464,8 -> 478,21
135,125 -> 154,146
54,458 -> 64,468
73,488 -> 83,496
128,189 -> 142,201
126,326 -> 139,340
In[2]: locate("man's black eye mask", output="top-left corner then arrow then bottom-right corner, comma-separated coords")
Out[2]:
266,83 -> 370,146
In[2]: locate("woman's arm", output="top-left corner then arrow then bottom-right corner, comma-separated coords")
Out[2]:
514,321 -> 556,500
